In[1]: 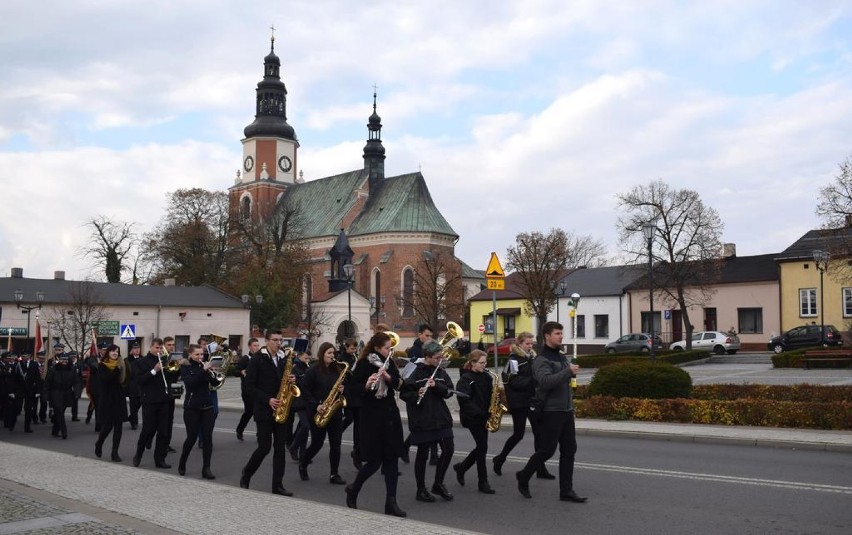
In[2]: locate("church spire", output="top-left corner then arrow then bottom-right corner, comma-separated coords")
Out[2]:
363,87 -> 386,191
243,28 -> 296,140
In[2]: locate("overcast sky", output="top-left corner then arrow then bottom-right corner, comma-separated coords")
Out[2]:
1,0 -> 851,284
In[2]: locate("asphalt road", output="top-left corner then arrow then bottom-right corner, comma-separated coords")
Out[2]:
3,405 -> 851,535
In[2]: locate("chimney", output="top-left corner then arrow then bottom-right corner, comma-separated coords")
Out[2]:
10,267 -> 23,278
722,243 -> 736,258
164,278 -> 176,287
54,271 -> 65,280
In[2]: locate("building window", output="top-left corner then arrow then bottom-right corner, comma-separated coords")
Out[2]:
402,268 -> 414,318
844,288 -> 852,317
737,308 -> 763,334
594,315 -> 609,338
174,335 -> 190,354
641,311 -> 661,335
570,315 -> 586,338
240,196 -> 251,220
799,288 -> 817,317
503,314 -> 515,339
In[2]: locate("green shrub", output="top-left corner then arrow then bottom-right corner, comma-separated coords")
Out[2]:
587,361 -> 692,399
577,350 -> 710,369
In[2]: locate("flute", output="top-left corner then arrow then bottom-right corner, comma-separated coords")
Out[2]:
416,358 -> 442,405
369,353 -> 391,391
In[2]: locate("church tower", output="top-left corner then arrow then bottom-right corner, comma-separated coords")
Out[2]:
362,91 -> 386,193
229,33 -> 299,223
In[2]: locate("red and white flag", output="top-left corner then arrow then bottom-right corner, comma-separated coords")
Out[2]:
33,320 -> 43,355
88,329 -> 98,357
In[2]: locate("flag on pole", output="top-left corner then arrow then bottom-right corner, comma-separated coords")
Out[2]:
5,329 -> 10,353
33,319 -> 43,355
89,328 -> 98,357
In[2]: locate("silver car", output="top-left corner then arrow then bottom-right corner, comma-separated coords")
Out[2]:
669,331 -> 740,355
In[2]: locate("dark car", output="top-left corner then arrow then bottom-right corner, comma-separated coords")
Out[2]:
604,333 -> 663,354
768,325 -> 843,354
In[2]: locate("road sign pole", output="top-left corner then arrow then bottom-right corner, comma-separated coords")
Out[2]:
492,290 -> 498,372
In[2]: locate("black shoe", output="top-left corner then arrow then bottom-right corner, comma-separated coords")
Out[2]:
202,467 -> 215,480
516,472 -> 532,499
111,453 -> 122,463
416,488 -> 436,502
85,416 -> 91,424
453,463 -> 465,486
62,434 -> 68,440
384,497 -> 406,517
236,430 -> 244,441
95,442 -> 103,458
288,446 -> 299,461
167,445 -> 176,453
272,485 -> 293,497
155,461 -> 171,469
350,450 -> 362,469
71,418 -> 80,422
329,474 -> 346,485
560,490 -> 588,503
24,428 -> 32,433
400,450 -> 410,464
429,456 -> 438,466
145,441 -> 152,450
95,426 -> 101,433
178,463 -> 186,476
133,453 -> 142,467
537,469 -> 556,480
478,482 -> 496,494
431,483 -> 454,501
345,484 -> 358,509
298,463 -> 309,481
197,442 -> 204,450
52,431 -> 60,437
493,455 -> 505,476
239,470 -> 250,489
130,424 -> 137,430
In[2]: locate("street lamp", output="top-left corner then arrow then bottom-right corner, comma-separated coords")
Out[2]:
813,250 -> 830,345
14,289 -> 45,353
555,280 -> 567,323
241,294 -> 263,337
642,220 -> 658,363
567,293 -> 580,388
343,263 -> 354,338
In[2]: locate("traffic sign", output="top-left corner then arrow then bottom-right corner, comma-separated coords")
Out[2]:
485,252 -> 505,279
92,320 -> 120,336
478,324 -> 485,333
486,279 -> 505,290
120,324 -> 136,340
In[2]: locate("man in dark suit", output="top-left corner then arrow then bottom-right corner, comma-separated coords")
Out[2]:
240,329 -> 297,496
124,342 -> 143,430
132,338 -> 178,469
19,353 -> 41,433
235,337 -> 260,441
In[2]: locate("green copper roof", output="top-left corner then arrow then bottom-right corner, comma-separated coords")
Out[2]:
282,170 -> 457,240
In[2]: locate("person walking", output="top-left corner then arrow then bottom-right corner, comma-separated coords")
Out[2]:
235,337 -> 260,441
45,353 -> 75,439
95,344 -> 128,462
454,350 -> 496,494
178,344 -> 217,480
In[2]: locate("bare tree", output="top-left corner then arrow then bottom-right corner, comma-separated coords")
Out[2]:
47,281 -> 108,355
506,228 -> 607,338
296,302 -> 334,353
80,217 -> 138,283
616,179 -> 724,349
815,156 -> 852,284
395,249 -> 465,331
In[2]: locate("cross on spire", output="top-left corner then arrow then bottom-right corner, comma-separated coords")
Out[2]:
270,24 -> 276,50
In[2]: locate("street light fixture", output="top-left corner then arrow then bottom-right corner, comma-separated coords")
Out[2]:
555,280 -> 567,323
568,293 -> 580,388
343,263 -> 354,339
812,250 -> 830,345
369,295 -> 386,329
642,220 -> 658,363
14,290 -> 45,353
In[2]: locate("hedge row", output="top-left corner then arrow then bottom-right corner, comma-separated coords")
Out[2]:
576,396 -> 852,430
576,350 -> 710,369
691,384 -> 852,403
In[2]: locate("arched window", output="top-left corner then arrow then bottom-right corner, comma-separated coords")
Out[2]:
372,268 -> 381,302
240,195 -> 252,220
402,267 -> 414,318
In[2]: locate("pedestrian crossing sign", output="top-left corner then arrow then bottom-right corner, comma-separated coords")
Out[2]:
120,324 -> 136,340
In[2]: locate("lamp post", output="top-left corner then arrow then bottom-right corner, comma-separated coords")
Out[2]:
14,289 -> 45,353
241,294 -> 263,338
343,263 -> 354,338
813,250 -> 830,345
555,280 -> 567,323
642,220 -> 658,363
567,293 -> 580,388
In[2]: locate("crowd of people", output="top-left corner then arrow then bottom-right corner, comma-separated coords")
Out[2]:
0,321 -> 588,518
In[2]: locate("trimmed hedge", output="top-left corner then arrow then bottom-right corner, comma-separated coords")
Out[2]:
691,384 -> 852,403
576,396 -> 852,430
587,361 -> 692,399
772,347 -> 852,368
577,350 -> 710,369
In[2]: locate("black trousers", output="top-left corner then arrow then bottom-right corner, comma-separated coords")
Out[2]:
289,409 -> 310,455
181,407 -> 215,469
23,395 -> 37,430
458,424 -> 489,485
97,421 -> 123,455
415,436 -> 454,489
496,406 -> 548,475
137,401 -> 170,462
351,457 -> 400,498
243,419 -> 288,488
38,394 -> 48,422
167,397 -> 176,444
51,401 -> 68,437
518,411 -> 577,494
4,397 -> 23,430
128,396 -> 141,427
301,416 -> 343,476
342,406 -> 361,461
236,389 -> 254,435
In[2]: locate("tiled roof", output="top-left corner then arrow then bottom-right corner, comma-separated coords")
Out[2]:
459,260 -> 485,280
624,253 -> 780,290
775,228 -> 852,261
558,264 -> 645,296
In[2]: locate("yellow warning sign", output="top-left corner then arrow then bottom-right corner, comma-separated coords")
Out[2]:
485,252 -> 505,278
486,279 -> 505,290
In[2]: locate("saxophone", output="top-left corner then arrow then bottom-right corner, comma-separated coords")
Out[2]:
485,370 -> 508,433
312,361 -> 349,429
273,348 -> 301,424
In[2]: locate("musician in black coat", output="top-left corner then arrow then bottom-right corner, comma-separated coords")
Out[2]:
240,329 -> 297,497
287,351 -> 311,461
95,345 -> 128,462
132,338 -> 177,469
235,338 -> 260,441
492,332 -> 553,479
344,331 -> 406,518
19,354 -> 41,433
3,354 -> 26,431
124,342 -> 143,430
68,351 -> 83,421
400,341 -> 455,502
299,342 -> 347,485
45,355 -> 76,439
454,350 -> 496,494
178,344 -> 218,480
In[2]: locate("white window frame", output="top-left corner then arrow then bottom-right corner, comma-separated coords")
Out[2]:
844,288 -> 852,318
799,288 -> 817,317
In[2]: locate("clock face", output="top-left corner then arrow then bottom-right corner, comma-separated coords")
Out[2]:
278,155 -> 292,172
243,156 -> 254,172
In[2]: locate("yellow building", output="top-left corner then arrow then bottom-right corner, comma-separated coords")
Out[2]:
776,229 -> 848,334
467,272 -> 536,344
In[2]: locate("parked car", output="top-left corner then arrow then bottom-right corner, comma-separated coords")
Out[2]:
604,333 -> 663,354
494,338 -> 517,356
767,325 -> 843,354
670,331 -> 741,354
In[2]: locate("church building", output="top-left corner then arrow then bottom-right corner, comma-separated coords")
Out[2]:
228,37 -> 469,348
